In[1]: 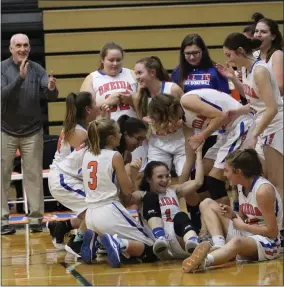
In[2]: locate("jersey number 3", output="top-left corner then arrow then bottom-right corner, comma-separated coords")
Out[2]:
88,161 -> 98,190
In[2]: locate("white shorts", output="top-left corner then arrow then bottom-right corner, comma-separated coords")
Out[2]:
147,129 -> 186,176
226,220 -> 281,261
205,116 -> 254,169
48,168 -> 87,215
256,128 -> 283,160
86,201 -> 154,246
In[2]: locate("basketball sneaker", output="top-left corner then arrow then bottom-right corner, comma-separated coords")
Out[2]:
153,236 -> 169,256
182,241 -> 211,273
100,233 -> 121,268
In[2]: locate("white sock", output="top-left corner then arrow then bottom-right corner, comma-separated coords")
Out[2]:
205,254 -> 214,267
212,235 -> 225,247
115,236 -> 129,251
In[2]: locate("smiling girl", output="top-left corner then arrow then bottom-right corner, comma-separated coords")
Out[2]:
182,149 -> 283,273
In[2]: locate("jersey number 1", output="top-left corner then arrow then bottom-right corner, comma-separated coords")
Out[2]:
165,208 -> 173,222
88,161 -> 98,190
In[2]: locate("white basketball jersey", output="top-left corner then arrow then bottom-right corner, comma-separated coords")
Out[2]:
56,145 -> 88,180
242,60 -> 283,136
181,88 -> 242,132
50,124 -> 87,169
91,68 -> 137,121
238,177 -> 283,233
147,81 -> 174,104
159,188 -> 181,222
82,149 -> 119,207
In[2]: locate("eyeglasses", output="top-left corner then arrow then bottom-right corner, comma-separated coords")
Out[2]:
184,51 -> 201,57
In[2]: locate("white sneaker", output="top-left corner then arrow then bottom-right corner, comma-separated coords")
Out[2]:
185,239 -> 199,254
153,237 -> 169,256
52,238 -> 66,250
182,241 -> 211,273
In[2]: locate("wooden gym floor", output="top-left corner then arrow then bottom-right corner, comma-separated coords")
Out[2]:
1,225 -> 283,286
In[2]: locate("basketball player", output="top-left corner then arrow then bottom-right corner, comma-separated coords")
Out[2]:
47,91 -> 97,250
80,118 -> 156,267
134,142 -> 204,259
147,89 -> 255,210
253,13 -> 283,95
223,32 -> 283,207
133,56 -> 186,177
182,149 -> 282,273
80,42 -> 137,121
48,114 -> 148,256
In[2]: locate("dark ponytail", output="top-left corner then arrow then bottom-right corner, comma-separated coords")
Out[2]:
223,32 -> 262,54
63,91 -> 93,143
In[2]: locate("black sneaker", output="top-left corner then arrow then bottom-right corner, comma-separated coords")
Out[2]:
55,221 -> 71,244
65,235 -> 82,258
30,224 -> 43,233
1,225 -> 16,235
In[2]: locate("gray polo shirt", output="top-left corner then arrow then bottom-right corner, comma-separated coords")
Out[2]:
1,57 -> 58,136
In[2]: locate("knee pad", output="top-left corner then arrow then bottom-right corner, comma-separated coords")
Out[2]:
206,176 -> 227,200
142,192 -> 162,221
173,211 -> 197,237
137,244 -> 159,263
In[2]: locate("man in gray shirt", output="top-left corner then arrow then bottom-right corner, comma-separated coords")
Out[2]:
1,33 -> 58,234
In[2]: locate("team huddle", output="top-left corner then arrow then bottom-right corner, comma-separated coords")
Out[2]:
47,14 -> 283,273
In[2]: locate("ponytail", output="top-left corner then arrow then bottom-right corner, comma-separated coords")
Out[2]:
87,118 -> 119,155
63,92 -> 77,143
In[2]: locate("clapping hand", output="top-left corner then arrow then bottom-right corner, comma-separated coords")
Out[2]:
20,57 -> 29,79
215,62 -> 235,80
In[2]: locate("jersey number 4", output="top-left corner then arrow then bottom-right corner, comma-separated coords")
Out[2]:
88,161 -> 98,190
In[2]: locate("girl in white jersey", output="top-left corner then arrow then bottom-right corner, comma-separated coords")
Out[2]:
48,91 -> 97,250
148,90 -> 254,209
133,143 -> 204,259
80,118 -> 157,267
253,13 -> 283,95
223,32 -> 283,205
134,56 -> 186,177
182,149 -> 282,273
80,42 -> 137,121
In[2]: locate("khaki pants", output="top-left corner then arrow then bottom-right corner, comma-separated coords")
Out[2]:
1,130 -> 44,226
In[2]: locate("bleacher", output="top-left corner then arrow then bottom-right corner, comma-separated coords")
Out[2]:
37,0 -> 283,135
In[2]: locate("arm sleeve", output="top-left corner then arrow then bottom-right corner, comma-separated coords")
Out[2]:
1,72 -> 24,101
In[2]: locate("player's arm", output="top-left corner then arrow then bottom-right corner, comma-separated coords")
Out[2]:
240,184 -> 279,238
181,94 -> 229,141
176,143 -> 204,199
68,130 -> 88,149
80,74 -> 95,96
179,124 -> 196,184
270,50 -> 283,95
170,83 -> 184,100
252,66 -> 278,138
